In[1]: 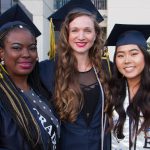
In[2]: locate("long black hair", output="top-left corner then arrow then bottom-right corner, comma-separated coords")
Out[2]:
106,45 -> 150,139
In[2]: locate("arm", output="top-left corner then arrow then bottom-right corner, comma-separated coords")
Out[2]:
0,103 -> 30,150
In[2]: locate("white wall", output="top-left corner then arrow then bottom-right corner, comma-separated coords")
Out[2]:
107,0 -> 150,61
19,0 -> 54,61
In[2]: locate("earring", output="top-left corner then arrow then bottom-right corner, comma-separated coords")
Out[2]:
1,58 -> 4,65
36,57 -> 39,61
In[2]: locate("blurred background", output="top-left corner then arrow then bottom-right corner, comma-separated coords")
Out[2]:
1,0 -> 150,61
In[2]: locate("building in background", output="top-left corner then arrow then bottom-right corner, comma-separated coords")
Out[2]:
1,0 -> 150,61
0,0 -> 54,60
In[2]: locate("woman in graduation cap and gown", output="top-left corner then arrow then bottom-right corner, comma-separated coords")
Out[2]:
0,4 -> 60,150
106,24 -> 150,150
39,0 -> 112,149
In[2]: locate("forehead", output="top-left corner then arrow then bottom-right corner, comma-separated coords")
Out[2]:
116,44 -> 141,53
6,28 -> 34,38
69,15 -> 94,28
4,28 -> 35,44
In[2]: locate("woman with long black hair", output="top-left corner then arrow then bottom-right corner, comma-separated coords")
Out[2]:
106,24 -> 150,150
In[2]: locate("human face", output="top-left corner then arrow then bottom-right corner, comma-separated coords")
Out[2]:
115,44 -> 145,81
0,29 -> 37,78
68,15 -> 96,56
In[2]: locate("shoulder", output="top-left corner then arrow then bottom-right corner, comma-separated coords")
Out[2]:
39,59 -> 57,92
39,59 -> 56,70
39,59 -> 56,77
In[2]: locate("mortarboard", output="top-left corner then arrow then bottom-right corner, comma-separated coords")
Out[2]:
48,0 -> 104,31
106,24 -> 150,49
0,4 -> 41,37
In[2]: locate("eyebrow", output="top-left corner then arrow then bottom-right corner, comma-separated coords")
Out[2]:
117,48 -> 140,53
69,26 -> 93,29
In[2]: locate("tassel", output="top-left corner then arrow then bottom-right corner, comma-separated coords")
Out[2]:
102,47 -> 112,77
48,18 -> 56,60
0,73 -> 3,79
0,63 -> 8,79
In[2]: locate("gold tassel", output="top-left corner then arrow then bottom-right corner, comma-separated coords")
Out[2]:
0,73 -> 3,79
48,18 -> 56,60
0,63 -> 8,79
102,47 -> 112,78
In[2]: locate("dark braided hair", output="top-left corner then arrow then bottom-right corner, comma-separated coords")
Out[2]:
0,25 -> 52,149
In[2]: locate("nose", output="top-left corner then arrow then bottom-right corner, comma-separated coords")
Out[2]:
124,55 -> 131,63
78,31 -> 85,40
22,48 -> 30,57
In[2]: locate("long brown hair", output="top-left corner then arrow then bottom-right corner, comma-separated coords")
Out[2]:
55,9 -> 111,122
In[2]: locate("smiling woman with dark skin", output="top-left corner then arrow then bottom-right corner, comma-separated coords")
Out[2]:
1,28 -> 37,86
0,4 -> 60,150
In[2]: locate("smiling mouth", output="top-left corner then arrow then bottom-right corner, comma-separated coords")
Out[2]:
124,66 -> 135,72
76,42 -> 87,47
19,62 -> 33,69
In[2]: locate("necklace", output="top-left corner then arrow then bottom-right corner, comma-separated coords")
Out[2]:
19,87 -> 31,93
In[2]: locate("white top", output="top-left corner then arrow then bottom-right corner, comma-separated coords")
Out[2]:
111,86 -> 150,150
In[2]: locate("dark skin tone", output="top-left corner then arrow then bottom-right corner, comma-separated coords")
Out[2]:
0,29 -> 37,91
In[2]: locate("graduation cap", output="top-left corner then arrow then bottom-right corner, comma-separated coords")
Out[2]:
106,24 -> 150,49
0,4 -> 41,37
48,0 -> 104,31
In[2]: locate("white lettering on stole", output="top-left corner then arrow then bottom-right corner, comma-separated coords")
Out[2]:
33,108 -> 57,150
45,125 -> 52,136
39,115 -> 47,127
143,128 -> 150,148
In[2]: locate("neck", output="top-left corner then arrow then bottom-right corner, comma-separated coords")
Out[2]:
10,75 -> 30,92
127,78 -> 141,101
75,53 -> 92,72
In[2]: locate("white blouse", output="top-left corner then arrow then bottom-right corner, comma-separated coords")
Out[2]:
111,86 -> 150,150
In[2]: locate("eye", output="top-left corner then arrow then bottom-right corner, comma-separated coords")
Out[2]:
70,29 -> 78,33
69,27 -> 79,33
131,52 -> 138,56
12,45 -> 21,51
116,54 -> 124,58
84,29 -> 92,33
29,44 -> 37,52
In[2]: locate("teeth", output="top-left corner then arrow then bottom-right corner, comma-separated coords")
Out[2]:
124,67 -> 134,72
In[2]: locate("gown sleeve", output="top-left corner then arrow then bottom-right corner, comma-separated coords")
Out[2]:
39,59 -> 56,93
0,102 -> 30,150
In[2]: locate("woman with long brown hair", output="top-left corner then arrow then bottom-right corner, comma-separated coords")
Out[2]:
40,8 -> 111,150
